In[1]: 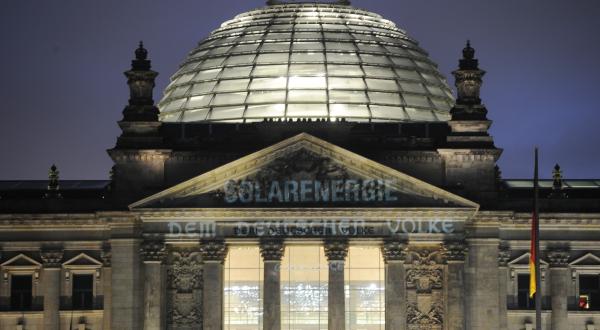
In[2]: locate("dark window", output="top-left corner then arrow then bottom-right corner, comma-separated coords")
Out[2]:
10,275 -> 32,311
517,274 -> 535,309
72,274 -> 94,310
579,275 -> 600,311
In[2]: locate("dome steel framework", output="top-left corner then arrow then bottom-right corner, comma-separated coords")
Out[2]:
158,2 -> 455,123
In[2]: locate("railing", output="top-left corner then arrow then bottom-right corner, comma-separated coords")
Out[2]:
0,296 -> 44,312
59,295 -> 104,311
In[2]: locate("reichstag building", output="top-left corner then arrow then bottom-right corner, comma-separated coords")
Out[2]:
1,0 -> 599,329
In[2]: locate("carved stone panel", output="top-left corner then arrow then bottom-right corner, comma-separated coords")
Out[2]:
405,246 -> 445,329
166,247 -> 203,330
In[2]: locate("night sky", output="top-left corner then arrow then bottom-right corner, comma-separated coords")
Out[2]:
1,0 -> 599,180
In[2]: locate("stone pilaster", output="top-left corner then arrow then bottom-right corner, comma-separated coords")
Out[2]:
260,240 -> 285,330
444,240 -> 468,330
547,247 -> 570,330
141,239 -> 167,330
324,239 -> 348,330
497,242 -> 511,330
201,240 -> 228,330
41,248 -> 63,330
101,244 -> 112,330
381,240 -> 408,330
111,238 -> 144,330
465,239 -> 500,330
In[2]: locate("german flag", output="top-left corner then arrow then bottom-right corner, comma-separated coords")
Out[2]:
529,148 -> 540,301
529,209 -> 537,298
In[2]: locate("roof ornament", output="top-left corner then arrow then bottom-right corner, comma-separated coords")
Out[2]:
135,41 -> 148,60
450,39 -> 487,114
45,164 -> 62,199
549,164 -> 567,198
132,40 -> 151,71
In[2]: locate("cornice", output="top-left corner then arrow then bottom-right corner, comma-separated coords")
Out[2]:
437,148 -> 502,162
107,149 -> 172,162
134,207 -> 477,221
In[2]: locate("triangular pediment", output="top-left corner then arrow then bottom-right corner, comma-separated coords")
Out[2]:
570,253 -> 600,266
1,253 -> 41,267
508,253 -> 549,266
63,253 -> 103,267
131,133 -> 479,209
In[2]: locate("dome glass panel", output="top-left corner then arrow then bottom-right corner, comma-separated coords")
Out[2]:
158,2 -> 455,123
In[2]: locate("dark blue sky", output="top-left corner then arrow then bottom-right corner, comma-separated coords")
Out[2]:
1,0 -> 599,179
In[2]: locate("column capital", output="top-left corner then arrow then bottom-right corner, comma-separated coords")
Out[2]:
443,239 -> 468,262
41,248 -> 64,268
498,242 -> 511,267
140,239 -> 167,263
546,246 -> 570,268
260,239 -> 285,261
200,240 -> 228,263
381,239 -> 408,263
324,239 -> 348,262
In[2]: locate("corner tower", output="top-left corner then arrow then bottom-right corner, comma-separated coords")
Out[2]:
108,43 -> 171,204
439,41 -> 502,200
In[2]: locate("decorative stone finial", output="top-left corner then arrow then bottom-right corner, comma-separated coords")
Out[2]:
131,41 -> 151,71
550,164 -> 567,198
553,164 -> 563,190
48,164 -> 59,189
450,39 -> 488,120
135,41 -> 148,60
45,164 -> 62,199
463,40 -> 475,60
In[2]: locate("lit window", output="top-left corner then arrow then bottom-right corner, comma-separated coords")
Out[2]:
10,275 -> 32,311
281,246 -> 328,329
224,246 -> 263,329
579,275 -> 600,310
72,274 -> 94,310
517,274 -> 535,310
345,246 -> 385,329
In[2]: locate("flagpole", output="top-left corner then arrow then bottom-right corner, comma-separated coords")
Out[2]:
534,147 -> 542,329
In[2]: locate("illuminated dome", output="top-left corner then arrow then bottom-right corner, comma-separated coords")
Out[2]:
158,1 -> 455,123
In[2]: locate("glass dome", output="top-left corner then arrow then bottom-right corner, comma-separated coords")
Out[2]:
158,2 -> 455,123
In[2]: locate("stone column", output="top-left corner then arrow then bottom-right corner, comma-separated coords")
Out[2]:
444,240 -> 468,330
140,239 -> 167,330
381,240 -> 408,330
201,240 -> 228,330
497,243 -> 511,330
324,240 -> 348,330
547,247 -> 570,330
260,240 -> 285,330
41,248 -> 64,330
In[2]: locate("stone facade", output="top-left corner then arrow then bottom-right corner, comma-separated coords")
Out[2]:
1,2 -> 599,330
